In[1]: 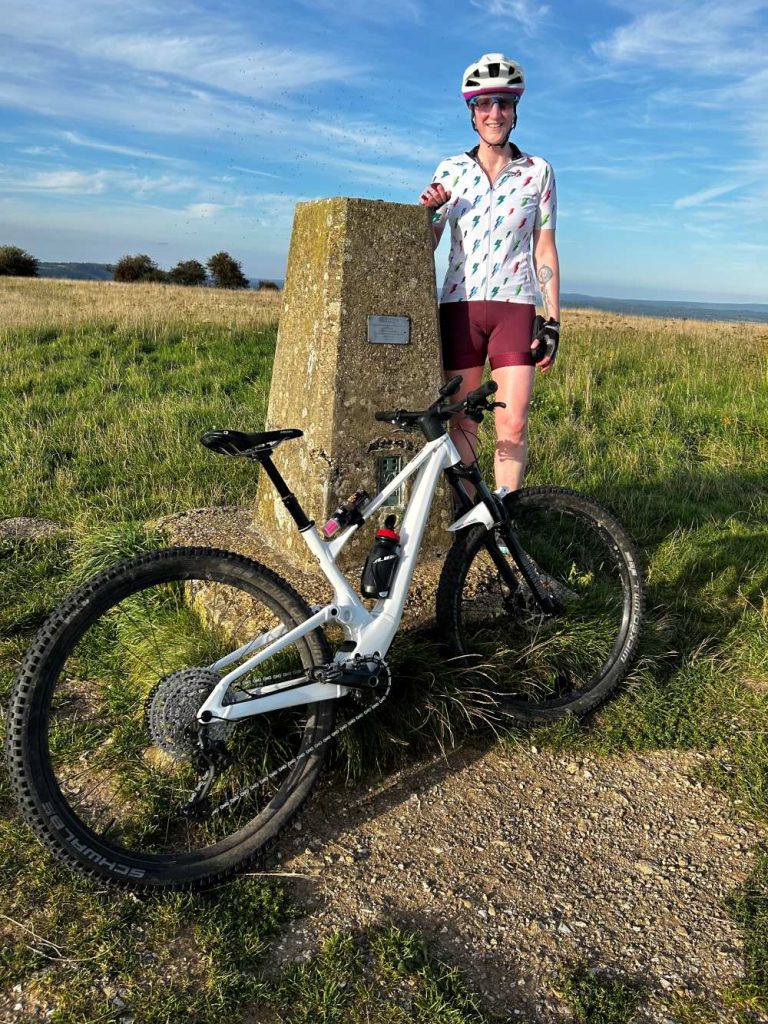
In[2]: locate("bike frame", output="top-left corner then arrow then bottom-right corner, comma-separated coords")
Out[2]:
198,431 -> 498,724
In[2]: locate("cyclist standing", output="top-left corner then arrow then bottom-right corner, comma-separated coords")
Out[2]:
419,53 -> 560,491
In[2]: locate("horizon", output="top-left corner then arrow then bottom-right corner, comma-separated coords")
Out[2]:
28,262 -> 768,311
1,1 -> 766,305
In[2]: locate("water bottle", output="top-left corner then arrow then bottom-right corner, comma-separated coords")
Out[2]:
360,515 -> 401,599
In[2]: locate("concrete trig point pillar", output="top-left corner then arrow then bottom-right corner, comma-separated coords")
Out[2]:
254,197 -> 451,570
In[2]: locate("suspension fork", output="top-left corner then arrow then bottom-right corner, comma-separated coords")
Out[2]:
444,464 -> 560,615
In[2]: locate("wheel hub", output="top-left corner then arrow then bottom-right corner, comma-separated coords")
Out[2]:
145,667 -> 235,761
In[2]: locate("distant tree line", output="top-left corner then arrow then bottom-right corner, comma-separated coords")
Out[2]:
0,244 -> 280,290
112,252 -> 279,290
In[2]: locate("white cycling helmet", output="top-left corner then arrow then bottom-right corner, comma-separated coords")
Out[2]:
461,53 -> 525,102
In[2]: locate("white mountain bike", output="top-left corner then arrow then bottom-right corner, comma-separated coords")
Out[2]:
6,377 -> 644,891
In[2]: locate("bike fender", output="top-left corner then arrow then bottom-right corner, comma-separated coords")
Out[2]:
447,503 -> 495,532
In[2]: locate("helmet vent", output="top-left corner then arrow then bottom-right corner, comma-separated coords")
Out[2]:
488,62 -> 500,77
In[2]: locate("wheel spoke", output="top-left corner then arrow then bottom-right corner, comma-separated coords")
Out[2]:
10,549 -> 335,888
440,489 -> 643,721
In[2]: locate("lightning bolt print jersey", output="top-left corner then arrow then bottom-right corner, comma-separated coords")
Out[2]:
430,145 -> 557,305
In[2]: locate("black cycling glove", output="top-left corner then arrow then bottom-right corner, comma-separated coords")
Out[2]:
530,315 -> 560,364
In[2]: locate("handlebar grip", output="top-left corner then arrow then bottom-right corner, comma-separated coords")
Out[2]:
374,410 -> 401,422
439,374 -> 463,399
466,380 -> 498,405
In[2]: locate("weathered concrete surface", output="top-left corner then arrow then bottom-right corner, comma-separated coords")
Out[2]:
254,198 -> 452,570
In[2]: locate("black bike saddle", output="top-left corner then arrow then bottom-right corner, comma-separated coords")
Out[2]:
200,428 -> 303,457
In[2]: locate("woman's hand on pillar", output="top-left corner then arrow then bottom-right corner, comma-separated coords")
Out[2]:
419,182 -> 451,209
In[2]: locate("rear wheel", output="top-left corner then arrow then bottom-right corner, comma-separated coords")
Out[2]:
437,487 -> 644,723
5,547 -> 335,891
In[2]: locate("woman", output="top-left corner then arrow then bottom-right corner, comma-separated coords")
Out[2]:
419,53 -> 560,492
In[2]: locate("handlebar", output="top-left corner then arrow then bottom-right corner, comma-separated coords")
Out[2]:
373,376 -> 504,432
465,379 -> 498,404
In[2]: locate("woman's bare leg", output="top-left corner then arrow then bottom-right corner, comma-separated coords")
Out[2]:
443,366 -> 484,499
443,366 -> 484,464
490,364 -> 536,490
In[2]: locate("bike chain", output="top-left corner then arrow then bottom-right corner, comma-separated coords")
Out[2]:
209,661 -> 392,818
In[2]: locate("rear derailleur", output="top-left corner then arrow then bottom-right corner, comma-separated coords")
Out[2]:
183,728 -> 233,822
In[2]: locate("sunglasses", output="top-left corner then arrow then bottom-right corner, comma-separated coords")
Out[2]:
469,95 -> 518,112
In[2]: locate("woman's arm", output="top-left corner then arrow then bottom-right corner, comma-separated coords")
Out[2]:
420,181 -> 451,252
431,217 -> 448,251
532,228 -> 560,322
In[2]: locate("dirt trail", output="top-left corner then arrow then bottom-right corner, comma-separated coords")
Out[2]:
264,745 -> 766,1022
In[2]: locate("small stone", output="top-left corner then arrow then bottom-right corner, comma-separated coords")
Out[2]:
635,859 -> 657,875
0,517 -> 66,541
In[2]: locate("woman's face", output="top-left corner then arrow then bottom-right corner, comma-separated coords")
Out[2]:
472,95 -> 516,144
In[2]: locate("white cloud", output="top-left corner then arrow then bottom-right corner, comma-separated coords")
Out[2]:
307,117 -> 443,166
468,0 -> 549,32
294,0 -> 423,23
556,163 -> 641,178
230,165 -> 281,179
673,181 -> 749,208
60,131 -> 178,162
185,203 -> 224,218
0,165 -> 194,195
86,34 -> 355,99
0,4 -> 358,103
593,1 -> 767,73
19,145 -> 63,156
2,169 -> 110,193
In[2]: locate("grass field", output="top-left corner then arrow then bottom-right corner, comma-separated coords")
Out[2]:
1,277 -> 767,1022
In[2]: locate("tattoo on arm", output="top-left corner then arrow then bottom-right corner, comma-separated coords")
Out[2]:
537,265 -> 553,318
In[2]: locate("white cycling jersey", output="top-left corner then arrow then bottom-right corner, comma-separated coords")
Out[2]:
431,144 -> 557,305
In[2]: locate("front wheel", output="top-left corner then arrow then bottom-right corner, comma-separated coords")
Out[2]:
436,487 -> 644,723
5,547 -> 335,891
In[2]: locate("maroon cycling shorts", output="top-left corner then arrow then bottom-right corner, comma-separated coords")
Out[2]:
439,301 -> 536,370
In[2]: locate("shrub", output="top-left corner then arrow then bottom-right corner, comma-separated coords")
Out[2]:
113,254 -> 168,283
168,259 -> 208,287
0,245 -> 39,277
207,251 -> 249,289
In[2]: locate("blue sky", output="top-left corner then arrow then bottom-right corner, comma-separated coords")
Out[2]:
1,0 -> 766,302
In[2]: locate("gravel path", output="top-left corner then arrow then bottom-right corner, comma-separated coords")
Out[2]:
263,745 -> 766,1022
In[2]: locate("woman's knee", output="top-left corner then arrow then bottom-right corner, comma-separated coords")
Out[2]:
494,409 -> 529,445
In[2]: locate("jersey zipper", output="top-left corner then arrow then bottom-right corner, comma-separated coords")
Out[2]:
470,152 -> 521,303
485,178 -> 494,301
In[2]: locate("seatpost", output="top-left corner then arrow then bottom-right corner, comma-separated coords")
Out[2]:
257,455 -> 314,531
